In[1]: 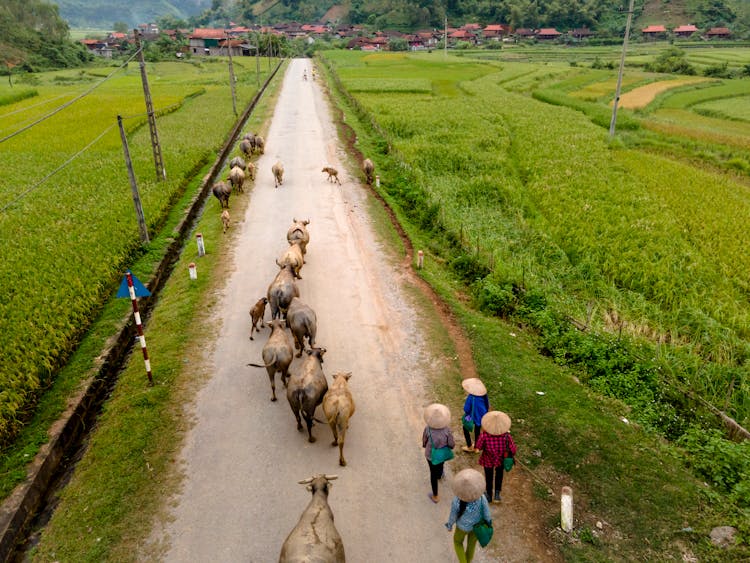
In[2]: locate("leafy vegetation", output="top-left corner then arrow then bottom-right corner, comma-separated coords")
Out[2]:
320,50 -> 750,553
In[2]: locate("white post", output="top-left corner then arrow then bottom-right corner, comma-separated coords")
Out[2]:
375,175 -> 380,187
196,233 -> 206,257
189,262 -> 198,280
417,250 -> 424,269
561,486 -> 574,533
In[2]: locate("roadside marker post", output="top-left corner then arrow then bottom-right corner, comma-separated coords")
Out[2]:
117,270 -> 153,384
196,233 -> 206,257
189,262 -> 198,280
417,250 -> 424,269
561,486 -> 574,533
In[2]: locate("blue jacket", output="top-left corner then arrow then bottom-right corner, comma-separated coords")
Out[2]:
463,394 -> 489,425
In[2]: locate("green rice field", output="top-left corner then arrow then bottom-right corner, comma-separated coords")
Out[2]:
0,58 -> 275,444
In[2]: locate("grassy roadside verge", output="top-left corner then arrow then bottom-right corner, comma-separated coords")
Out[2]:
24,66 -> 285,562
316,52 -> 748,561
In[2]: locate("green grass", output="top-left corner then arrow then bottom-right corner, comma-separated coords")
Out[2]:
694,95 -> 750,121
0,59 -> 276,445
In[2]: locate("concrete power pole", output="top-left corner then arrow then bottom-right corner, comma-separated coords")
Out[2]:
225,31 -> 238,116
609,0 -> 635,139
133,29 -> 167,181
117,115 -> 149,244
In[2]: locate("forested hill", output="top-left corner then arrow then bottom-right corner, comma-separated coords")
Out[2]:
38,0 -> 746,33
0,0 -> 92,71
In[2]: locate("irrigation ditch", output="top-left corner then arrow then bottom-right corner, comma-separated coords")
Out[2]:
0,60 -> 285,562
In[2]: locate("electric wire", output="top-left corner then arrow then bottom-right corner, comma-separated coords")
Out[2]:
0,49 -> 141,145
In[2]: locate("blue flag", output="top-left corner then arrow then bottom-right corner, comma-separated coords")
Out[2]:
117,270 -> 152,298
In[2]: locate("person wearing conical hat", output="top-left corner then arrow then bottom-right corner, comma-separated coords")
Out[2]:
475,411 -> 517,503
460,378 -> 489,454
422,403 -> 455,504
444,468 -> 493,562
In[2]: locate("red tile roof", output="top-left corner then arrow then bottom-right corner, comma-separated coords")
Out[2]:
642,25 -> 667,33
190,28 -> 227,39
706,27 -> 731,35
537,28 -> 561,36
673,24 -> 699,33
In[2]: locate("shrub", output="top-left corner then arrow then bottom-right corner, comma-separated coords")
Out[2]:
644,47 -> 697,75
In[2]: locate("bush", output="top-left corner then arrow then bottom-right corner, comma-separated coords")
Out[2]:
702,61 -> 734,78
678,427 -> 750,507
475,278 -> 516,317
450,253 -> 490,283
644,47 -> 697,75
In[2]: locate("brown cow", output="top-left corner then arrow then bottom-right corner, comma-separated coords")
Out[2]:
322,166 -> 341,185
229,156 -> 246,171
272,161 -> 284,188
363,158 -> 375,184
323,372 -> 355,467
247,319 -> 294,401
221,209 -> 230,233
286,297 -> 317,357
248,296 -> 268,340
277,241 -> 304,279
287,347 -> 328,442
267,264 -> 299,320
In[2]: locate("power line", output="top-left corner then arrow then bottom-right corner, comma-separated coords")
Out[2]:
0,92 -> 72,120
0,49 -> 141,145
0,123 -> 116,213
0,98 -> 186,215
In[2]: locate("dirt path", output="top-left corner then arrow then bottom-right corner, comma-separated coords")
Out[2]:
148,59 -> 559,563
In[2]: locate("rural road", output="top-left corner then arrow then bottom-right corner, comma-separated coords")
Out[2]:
149,58 -> 496,562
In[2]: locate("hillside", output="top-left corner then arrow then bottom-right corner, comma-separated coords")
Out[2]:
46,0 -> 745,33
53,0 -> 211,28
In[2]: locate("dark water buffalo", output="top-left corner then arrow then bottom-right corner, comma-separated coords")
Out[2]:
286,218 -> 310,257
279,474 -> 345,563
229,156 -> 246,171
286,297 -> 317,357
287,347 -> 327,443
212,181 -> 231,209
267,264 -> 299,320
323,372 -> 355,467
247,319 -> 294,401
240,138 -> 253,160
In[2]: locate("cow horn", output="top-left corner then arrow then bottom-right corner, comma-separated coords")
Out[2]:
324,474 -> 339,481
298,477 -> 314,485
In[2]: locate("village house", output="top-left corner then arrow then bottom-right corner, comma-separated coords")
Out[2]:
80,38 -> 114,58
514,28 -> 536,40
536,28 -> 562,40
705,26 -> 731,39
570,27 -> 594,41
482,24 -> 511,42
642,24 -> 667,40
673,24 -> 699,38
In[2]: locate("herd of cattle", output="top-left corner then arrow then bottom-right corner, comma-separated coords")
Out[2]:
210,129 -> 377,562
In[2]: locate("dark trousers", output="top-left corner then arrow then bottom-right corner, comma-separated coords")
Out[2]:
428,460 -> 444,496
484,466 -> 504,497
463,425 -> 480,448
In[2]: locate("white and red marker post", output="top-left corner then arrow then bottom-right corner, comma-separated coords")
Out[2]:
118,270 -> 153,384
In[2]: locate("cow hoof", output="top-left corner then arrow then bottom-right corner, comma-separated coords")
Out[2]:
271,396 -> 277,402
330,440 -> 338,447
297,425 -> 303,432
249,336 -> 254,340
308,436 -> 317,443
339,459 -> 347,467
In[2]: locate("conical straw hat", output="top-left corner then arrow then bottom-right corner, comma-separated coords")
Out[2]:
481,411 -> 511,435
461,378 -> 487,396
452,468 -> 486,502
423,403 -> 450,429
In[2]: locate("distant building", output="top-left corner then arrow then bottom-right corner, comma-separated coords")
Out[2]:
482,24 -> 511,41
673,24 -> 699,38
705,27 -> 731,39
537,28 -> 562,40
570,27 -> 594,40
642,25 -> 667,40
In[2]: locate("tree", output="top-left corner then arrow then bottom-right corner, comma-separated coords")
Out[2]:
113,21 -> 128,33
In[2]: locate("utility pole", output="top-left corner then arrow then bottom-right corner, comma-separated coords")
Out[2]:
255,31 -> 260,87
609,0 -> 635,139
444,16 -> 448,57
225,31 -> 238,116
117,115 -> 149,244
133,29 -> 166,182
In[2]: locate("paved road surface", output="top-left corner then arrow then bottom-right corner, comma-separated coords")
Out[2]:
153,59 -> 484,562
